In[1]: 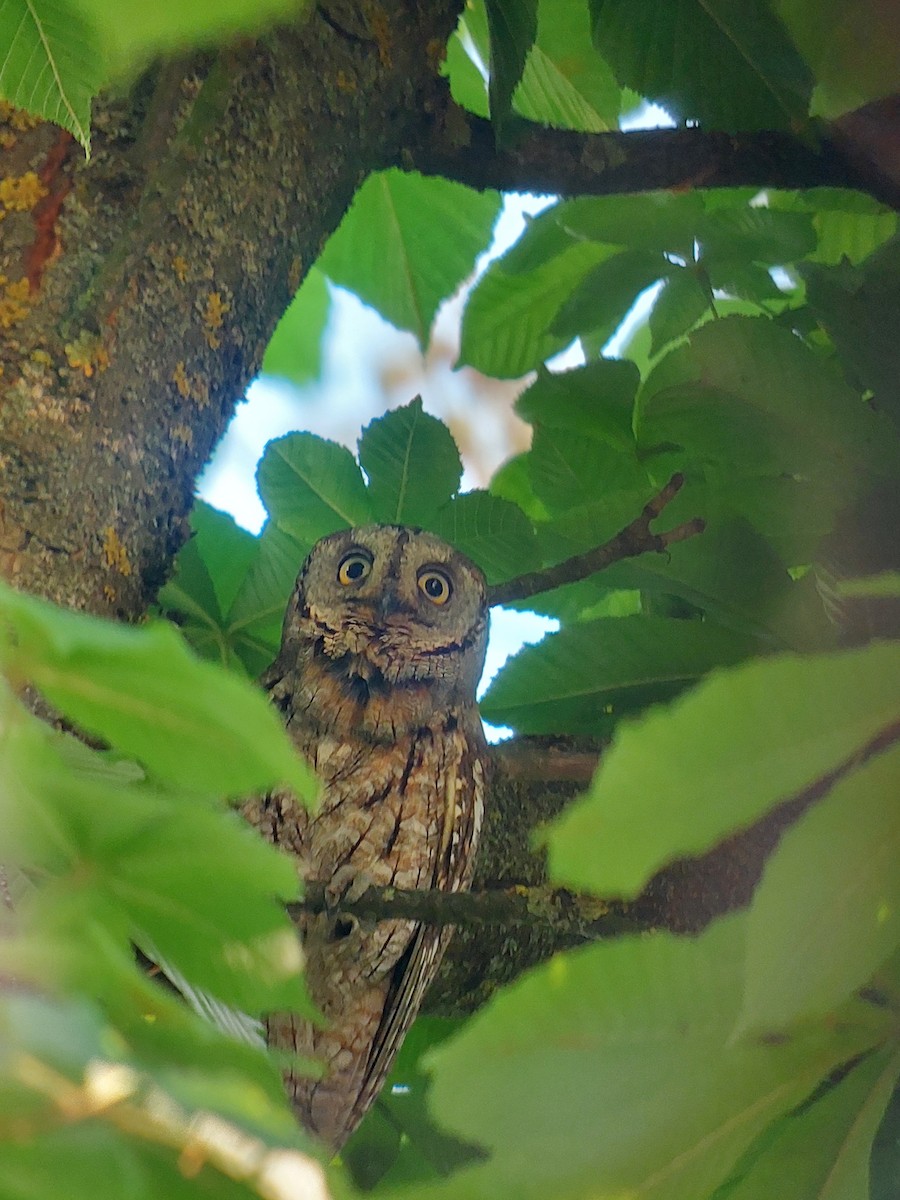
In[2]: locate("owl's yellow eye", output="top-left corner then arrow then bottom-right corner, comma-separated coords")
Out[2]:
417,568 -> 452,605
337,551 -> 372,585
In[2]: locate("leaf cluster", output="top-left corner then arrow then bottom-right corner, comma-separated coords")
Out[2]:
0,586 -> 321,1197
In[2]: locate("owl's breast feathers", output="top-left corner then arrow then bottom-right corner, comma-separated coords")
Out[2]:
248,643 -> 487,1151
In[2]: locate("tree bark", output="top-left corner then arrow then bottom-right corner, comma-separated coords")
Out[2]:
0,1 -> 464,619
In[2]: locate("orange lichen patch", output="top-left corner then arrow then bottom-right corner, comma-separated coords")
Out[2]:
0,171 -> 48,212
173,255 -> 188,283
65,332 -> 109,377
102,527 -> 132,577
335,69 -> 357,93
201,290 -> 229,349
0,102 -> 41,133
173,361 -> 190,398
171,423 -> 194,449
367,5 -> 393,68
0,276 -> 30,328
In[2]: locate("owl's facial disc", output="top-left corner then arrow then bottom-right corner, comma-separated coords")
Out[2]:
296,525 -> 488,695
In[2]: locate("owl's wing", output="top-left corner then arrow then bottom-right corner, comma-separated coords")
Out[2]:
144,945 -> 265,1045
338,922 -> 451,1142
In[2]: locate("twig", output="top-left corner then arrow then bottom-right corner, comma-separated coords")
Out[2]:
487,474 -> 704,607
289,883 -> 639,940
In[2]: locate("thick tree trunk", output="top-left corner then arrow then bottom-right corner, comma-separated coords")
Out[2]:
0,1 -> 462,618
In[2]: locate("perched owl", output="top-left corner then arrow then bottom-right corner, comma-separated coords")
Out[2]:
242,524 -> 489,1151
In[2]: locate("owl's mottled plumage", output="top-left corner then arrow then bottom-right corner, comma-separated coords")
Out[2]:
243,525 -> 489,1150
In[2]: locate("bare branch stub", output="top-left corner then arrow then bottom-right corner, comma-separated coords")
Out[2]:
487,473 -> 705,608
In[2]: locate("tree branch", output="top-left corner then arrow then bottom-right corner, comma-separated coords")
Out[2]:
408,100 -> 897,207
289,882 -> 639,939
487,473 -> 703,607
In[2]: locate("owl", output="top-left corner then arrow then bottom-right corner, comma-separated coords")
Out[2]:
242,524 -> 489,1151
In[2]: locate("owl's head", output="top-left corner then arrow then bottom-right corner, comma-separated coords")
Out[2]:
284,525 -> 489,703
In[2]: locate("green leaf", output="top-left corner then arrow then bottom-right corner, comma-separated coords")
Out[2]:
597,516 -> 833,648
512,0 -> 620,132
257,431 -> 373,544
445,17 -> 489,118
770,188 -> 897,266
158,502 -> 262,670
718,1047 -> 900,1200
484,0 -> 538,135
3,713 -> 310,1017
525,423 -> 650,548
801,236 -> 900,429
425,915 -> 884,1200
261,267 -> 329,386
547,641 -> 900,897
739,743 -> 900,1032
73,0 -> 308,79
774,0 -> 900,118
346,1018 -> 477,1189
320,170 -> 500,347
225,523 -> 305,673
556,191 -> 706,253
460,240 -> 611,377
0,991 -> 319,1199
432,492 -> 539,585
648,269 -> 711,354
700,205 -> 817,265
480,614 -> 759,735
0,0 -> 104,150
0,584 -> 314,799
552,249 -> 666,344
589,0 -> 812,131
637,315 -> 898,492
516,359 -> 640,449
358,399 -> 461,525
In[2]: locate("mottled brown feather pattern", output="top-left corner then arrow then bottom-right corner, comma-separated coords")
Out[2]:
242,525 -> 489,1151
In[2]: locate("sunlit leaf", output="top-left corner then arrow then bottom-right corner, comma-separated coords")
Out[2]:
0,584 -> 313,799
513,0 -> 620,131
74,0 -> 308,78
481,614 -> 759,734
261,268 -> 330,386
547,642 -> 900,896
257,431 -> 373,544
739,743 -> 900,1032
484,0 -> 537,135
0,0 -> 104,149
320,170 -> 500,347
460,240 -> 610,377
718,1047 -> 900,1200
358,399 -> 462,525
589,0 -> 812,130
424,916 -> 884,1200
